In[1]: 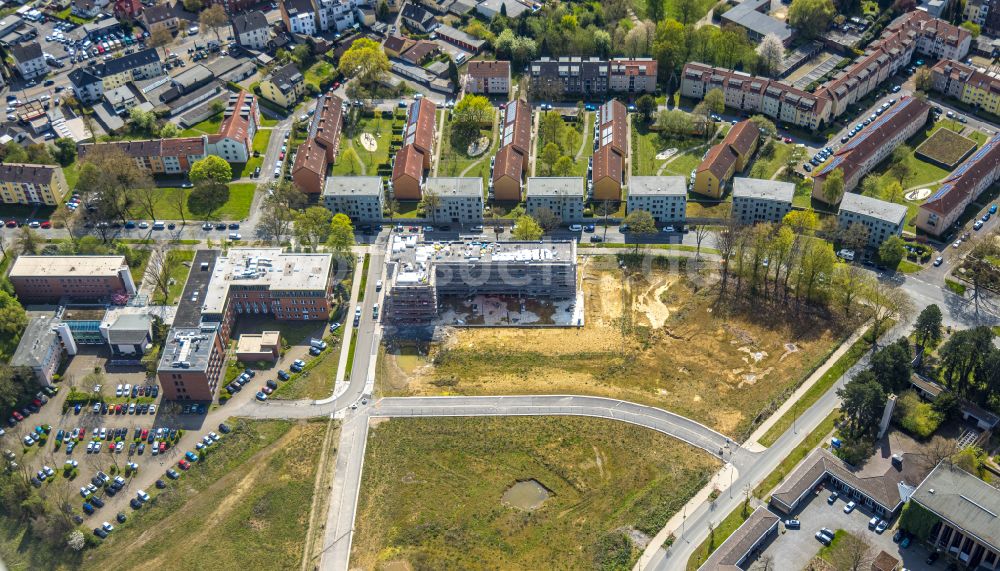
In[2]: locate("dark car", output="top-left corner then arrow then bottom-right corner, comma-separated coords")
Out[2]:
228,223 -> 239,230
309,346 -> 322,356
90,497 -> 105,508
926,552 -> 940,565
82,503 -> 94,514
219,423 -> 231,434
93,527 -> 108,538
116,512 -> 127,523
166,468 -> 179,480
827,492 -> 838,504
130,498 -> 142,509
266,379 -> 278,390
155,479 -> 166,489
215,223 -> 227,230
277,370 -> 290,381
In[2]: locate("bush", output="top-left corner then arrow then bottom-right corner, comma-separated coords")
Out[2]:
833,434 -> 872,465
895,391 -> 943,438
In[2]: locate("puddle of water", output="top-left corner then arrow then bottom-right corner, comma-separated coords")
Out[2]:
502,479 -> 551,510
393,346 -> 424,374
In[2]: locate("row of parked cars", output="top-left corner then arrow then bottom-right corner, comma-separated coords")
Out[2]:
8,385 -> 58,427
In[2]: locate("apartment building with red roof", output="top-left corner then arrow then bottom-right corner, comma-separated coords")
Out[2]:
591,99 -> 628,201
466,60 -> 511,95
206,91 -> 259,164
391,99 -> 437,200
917,134 -> 1000,236
692,120 -> 759,199
291,138 -> 329,195
812,96 -> 929,204
391,144 -> 424,200
78,137 -> 206,175
491,99 -> 531,201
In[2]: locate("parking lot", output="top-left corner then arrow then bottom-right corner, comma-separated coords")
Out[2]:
756,485 -> 937,570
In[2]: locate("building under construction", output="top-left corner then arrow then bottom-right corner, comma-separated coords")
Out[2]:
385,238 -> 577,324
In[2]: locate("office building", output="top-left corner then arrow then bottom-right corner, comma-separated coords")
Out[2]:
10,316 -> 77,386
9,255 -> 137,304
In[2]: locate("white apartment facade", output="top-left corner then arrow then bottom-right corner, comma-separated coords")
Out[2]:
525,177 -> 585,223
424,177 -> 484,225
626,176 -> 687,224
731,178 -> 794,225
323,176 -> 385,223
837,192 -> 907,249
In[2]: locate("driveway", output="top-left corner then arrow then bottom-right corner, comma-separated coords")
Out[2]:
755,487 -> 936,571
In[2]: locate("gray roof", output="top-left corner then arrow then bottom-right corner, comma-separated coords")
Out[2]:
838,192 -> 907,225
10,41 -> 42,63
477,0 -> 529,16
233,10 -> 268,34
912,463 -> 1000,551
733,177 -> 795,203
434,24 -> 486,49
324,176 -> 383,197
722,0 -> 794,41
629,176 -> 687,197
10,316 -> 60,370
266,62 -> 302,90
699,507 -> 780,570
157,326 -> 218,373
424,177 -> 483,198
108,313 -> 151,345
72,48 -> 161,85
526,177 -> 584,198
171,64 -> 214,89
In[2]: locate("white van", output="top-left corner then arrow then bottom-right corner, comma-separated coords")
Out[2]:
229,232 -> 241,240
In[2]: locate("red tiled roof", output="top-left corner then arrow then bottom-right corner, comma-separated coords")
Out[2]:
697,120 -> 758,180
160,137 -> 206,156
292,138 -> 328,178
592,145 -> 623,185
596,99 -> 627,157
404,98 -> 436,154
492,144 -> 523,184
468,60 -> 510,79
392,144 -> 424,182
312,94 -> 343,162
215,91 -> 256,149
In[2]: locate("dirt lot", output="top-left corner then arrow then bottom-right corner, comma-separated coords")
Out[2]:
351,416 -> 719,570
379,256 -> 854,438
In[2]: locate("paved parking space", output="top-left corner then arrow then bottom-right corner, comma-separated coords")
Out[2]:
760,488 -> 936,571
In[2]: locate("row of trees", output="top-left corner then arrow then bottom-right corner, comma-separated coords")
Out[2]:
255,180 -> 356,256
536,111 -> 583,176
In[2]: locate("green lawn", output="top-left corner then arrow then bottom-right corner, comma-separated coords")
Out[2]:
633,0 -> 718,22
749,141 -> 792,180
271,329 -> 345,400
235,129 -> 273,178
135,182 -> 256,221
304,60 -> 337,90
685,498 -> 755,570
535,111 -> 591,177
332,115 -> 394,176
755,410 -> 841,498
153,250 -> 195,305
63,162 -> 80,191
353,416 -> 718,570
179,113 -> 224,137
437,111 -> 495,184
663,151 -> 703,179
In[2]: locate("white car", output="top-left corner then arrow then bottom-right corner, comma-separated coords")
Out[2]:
148,404 -> 156,414
844,501 -> 857,513
115,384 -> 123,396
568,224 -> 583,232
137,490 -> 149,502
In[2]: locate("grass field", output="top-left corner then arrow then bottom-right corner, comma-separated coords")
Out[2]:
271,329 -> 345,400
332,116 -> 394,176
632,126 -> 706,176
632,0 -> 718,24
0,419 -> 328,571
685,501 -> 754,570
756,322 -> 881,447
135,183 -> 256,221
380,257 -> 855,438
663,151 -> 703,179
353,416 -> 719,570
749,142 -> 792,180
755,410 -> 840,498
437,111 -> 495,186
304,60 -> 337,90
236,129 -> 274,178
179,113 -> 224,137
152,249 -> 195,305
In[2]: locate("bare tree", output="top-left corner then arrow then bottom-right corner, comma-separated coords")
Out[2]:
829,532 -> 872,571
169,189 -> 188,226
532,207 -> 561,233
693,225 -> 710,258
862,280 -> 911,342
420,191 -> 441,225
146,248 -> 178,304
714,219 -> 743,299
133,186 -> 158,224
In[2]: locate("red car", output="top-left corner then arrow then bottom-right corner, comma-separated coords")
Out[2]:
115,404 -> 123,414
11,411 -> 23,421
141,428 -> 148,440
178,459 -> 190,470
40,221 -> 50,229
108,442 -> 115,451
4,220 -> 15,228
77,429 -> 84,441
31,399 -> 42,407
783,137 -> 793,143
159,442 -> 167,453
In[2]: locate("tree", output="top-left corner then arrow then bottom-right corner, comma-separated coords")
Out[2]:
341,147 -> 360,175
869,338 -> 912,393
169,188 -> 188,226
338,38 -> 390,88
828,532 -> 872,571
676,0 -> 698,24
749,115 -> 777,139
190,155 -> 233,186
325,213 -> 355,258
635,94 -> 657,123
377,0 -> 389,20
295,207 -> 333,250
623,209 -> 657,253
838,371 -> 886,438
148,27 -> 174,58
132,185 -> 159,224
188,183 -> 229,216
938,326 -> 994,396
913,304 -> 943,349
182,0 -> 202,9
788,0 -> 836,39
594,30 -> 612,58
539,142 -> 562,176
821,168 -> 845,204
67,529 -> 86,551
703,88 -> 725,115
419,191 -> 441,224
655,109 -> 694,135
889,146 -> 913,185
147,249 -> 179,304
14,226 -> 42,255
199,5 -> 227,41
532,207 -> 561,232
452,94 -> 494,144
552,156 -> 575,176
446,56 -> 459,90
258,181 -> 306,243
878,235 -> 907,271
863,280 -> 910,341
52,138 -> 77,166
833,262 -> 866,316
961,21 -> 982,37
0,292 -> 27,358
797,238 -> 836,304
538,112 -> 564,149
783,209 -> 819,234
757,33 -> 785,77
861,175 -> 881,197
512,214 -> 543,240
881,180 -> 904,204
645,0 -> 665,22
913,67 -> 934,92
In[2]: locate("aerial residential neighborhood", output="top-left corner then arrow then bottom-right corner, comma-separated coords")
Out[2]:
0,0 -> 1000,568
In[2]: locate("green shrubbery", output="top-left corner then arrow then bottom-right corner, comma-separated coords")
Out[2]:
895,391 -> 943,439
